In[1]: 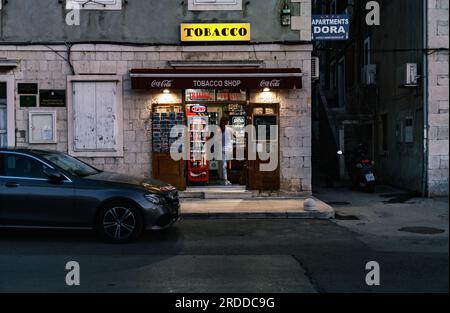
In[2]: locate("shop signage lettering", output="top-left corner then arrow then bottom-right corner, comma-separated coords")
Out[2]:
312,15 -> 350,40
181,23 -> 251,42
260,80 -> 281,88
193,80 -> 242,88
151,80 -> 173,88
131,69 -> 303,90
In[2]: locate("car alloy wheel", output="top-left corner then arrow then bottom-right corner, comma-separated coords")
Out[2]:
102,206 -> 137,241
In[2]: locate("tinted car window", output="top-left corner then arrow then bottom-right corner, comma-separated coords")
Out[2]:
35,151 -> 101,178
0,153 -> 47,179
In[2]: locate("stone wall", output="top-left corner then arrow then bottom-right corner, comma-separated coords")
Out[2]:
428,0 -> 449,196
0,43 -> 312,193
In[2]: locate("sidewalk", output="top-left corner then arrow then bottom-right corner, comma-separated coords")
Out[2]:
314,184 -> 449,253
180,198 -> 335,219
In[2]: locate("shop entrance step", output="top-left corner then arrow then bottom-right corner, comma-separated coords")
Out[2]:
180,185 -> 254,200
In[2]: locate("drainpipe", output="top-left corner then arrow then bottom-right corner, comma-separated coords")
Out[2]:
421,0 -> 429,197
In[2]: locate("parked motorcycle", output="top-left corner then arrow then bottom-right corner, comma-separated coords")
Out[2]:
337,144 -> 376,193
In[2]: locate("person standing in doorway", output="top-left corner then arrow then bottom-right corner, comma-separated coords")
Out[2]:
219,117 -> 234,186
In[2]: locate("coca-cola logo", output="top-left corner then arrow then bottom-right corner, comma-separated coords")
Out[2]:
151,80 -> 173,88
260,79 -> 281,88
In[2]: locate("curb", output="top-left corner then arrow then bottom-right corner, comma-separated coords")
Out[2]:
181,211 -> 334,220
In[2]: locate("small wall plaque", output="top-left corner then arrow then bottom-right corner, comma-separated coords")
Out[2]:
40,90 -> 66,107
18,83 -> 38,95
20,95 -> 37,107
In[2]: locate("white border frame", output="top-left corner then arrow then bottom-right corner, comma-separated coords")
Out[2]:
67,75 -> 124,158
28,110 -> 57,144
188,0 -> 242,11
0,75 -> 16,148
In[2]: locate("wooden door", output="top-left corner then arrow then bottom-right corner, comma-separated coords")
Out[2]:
247,103 -> 280,191
152,152 -> 186,190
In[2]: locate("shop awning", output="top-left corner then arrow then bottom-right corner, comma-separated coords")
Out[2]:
130,68 -> 303,90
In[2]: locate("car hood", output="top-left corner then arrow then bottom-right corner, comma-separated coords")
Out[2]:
85,171 -> 170,190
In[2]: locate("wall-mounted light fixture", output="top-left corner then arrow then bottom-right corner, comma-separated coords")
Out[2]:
263,88 -> 271,92
281,1 -> 291,27
163,89 -> 171,94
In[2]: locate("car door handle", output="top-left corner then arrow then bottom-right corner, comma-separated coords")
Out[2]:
5,182 -> 20,188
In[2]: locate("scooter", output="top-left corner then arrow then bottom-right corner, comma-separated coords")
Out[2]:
337,150 -> 376,193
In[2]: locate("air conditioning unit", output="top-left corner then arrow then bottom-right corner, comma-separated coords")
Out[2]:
311,57 -> 320,81
397,63 -> 419,87
361,64 -> 377,86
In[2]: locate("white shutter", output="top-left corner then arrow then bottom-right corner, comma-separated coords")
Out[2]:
0,106 -> 6,131
0,82 -> 7,148
73,81 -> 118,152
95,82 -> 117,151
0,107 -> 6,148
73,82 -> 97,151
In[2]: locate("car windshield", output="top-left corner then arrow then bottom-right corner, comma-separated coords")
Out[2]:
37,151 -> 101,178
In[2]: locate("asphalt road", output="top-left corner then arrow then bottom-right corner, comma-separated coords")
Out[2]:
0,217 -> 448,293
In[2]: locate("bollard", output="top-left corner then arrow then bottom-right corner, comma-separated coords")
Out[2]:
303,198 -> 317,212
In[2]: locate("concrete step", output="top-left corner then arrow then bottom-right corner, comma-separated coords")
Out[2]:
179,198 -> 335,219
179,186 -> 312,200
180,185 -> 254,200
180,190 -> 254,200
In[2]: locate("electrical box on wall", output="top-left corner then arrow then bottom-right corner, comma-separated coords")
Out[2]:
404,117 -> 414,143
361,64 -> 377,86
397,63 -> 419,87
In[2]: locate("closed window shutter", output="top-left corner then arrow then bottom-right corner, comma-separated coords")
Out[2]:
73,82 -> 98,151
0,107 -> 6,148
0,82 -> 7,148
95,82 -> 117,150
73,81 -> 117,152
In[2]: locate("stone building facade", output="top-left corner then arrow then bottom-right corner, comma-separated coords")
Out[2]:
427,0 -> 449,196
0,36 -> 312,193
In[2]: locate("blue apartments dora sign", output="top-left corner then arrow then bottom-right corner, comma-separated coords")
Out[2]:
312,15 -> 350,40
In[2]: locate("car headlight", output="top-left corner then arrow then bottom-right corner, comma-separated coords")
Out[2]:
144,194 -> 166,205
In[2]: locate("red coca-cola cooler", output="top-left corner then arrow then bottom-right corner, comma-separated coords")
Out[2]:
186,104 -> 209,184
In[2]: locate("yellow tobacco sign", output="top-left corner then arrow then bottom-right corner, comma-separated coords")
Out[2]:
181,23 -> 251,42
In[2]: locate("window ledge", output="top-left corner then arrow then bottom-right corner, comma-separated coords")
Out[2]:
70,150 -> 124,158
66,0 -> 122,10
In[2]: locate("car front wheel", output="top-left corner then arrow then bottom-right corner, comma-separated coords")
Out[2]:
97,202 -> 144,243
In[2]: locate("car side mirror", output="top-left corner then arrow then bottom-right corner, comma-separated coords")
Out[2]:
43,167 -> 64,182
